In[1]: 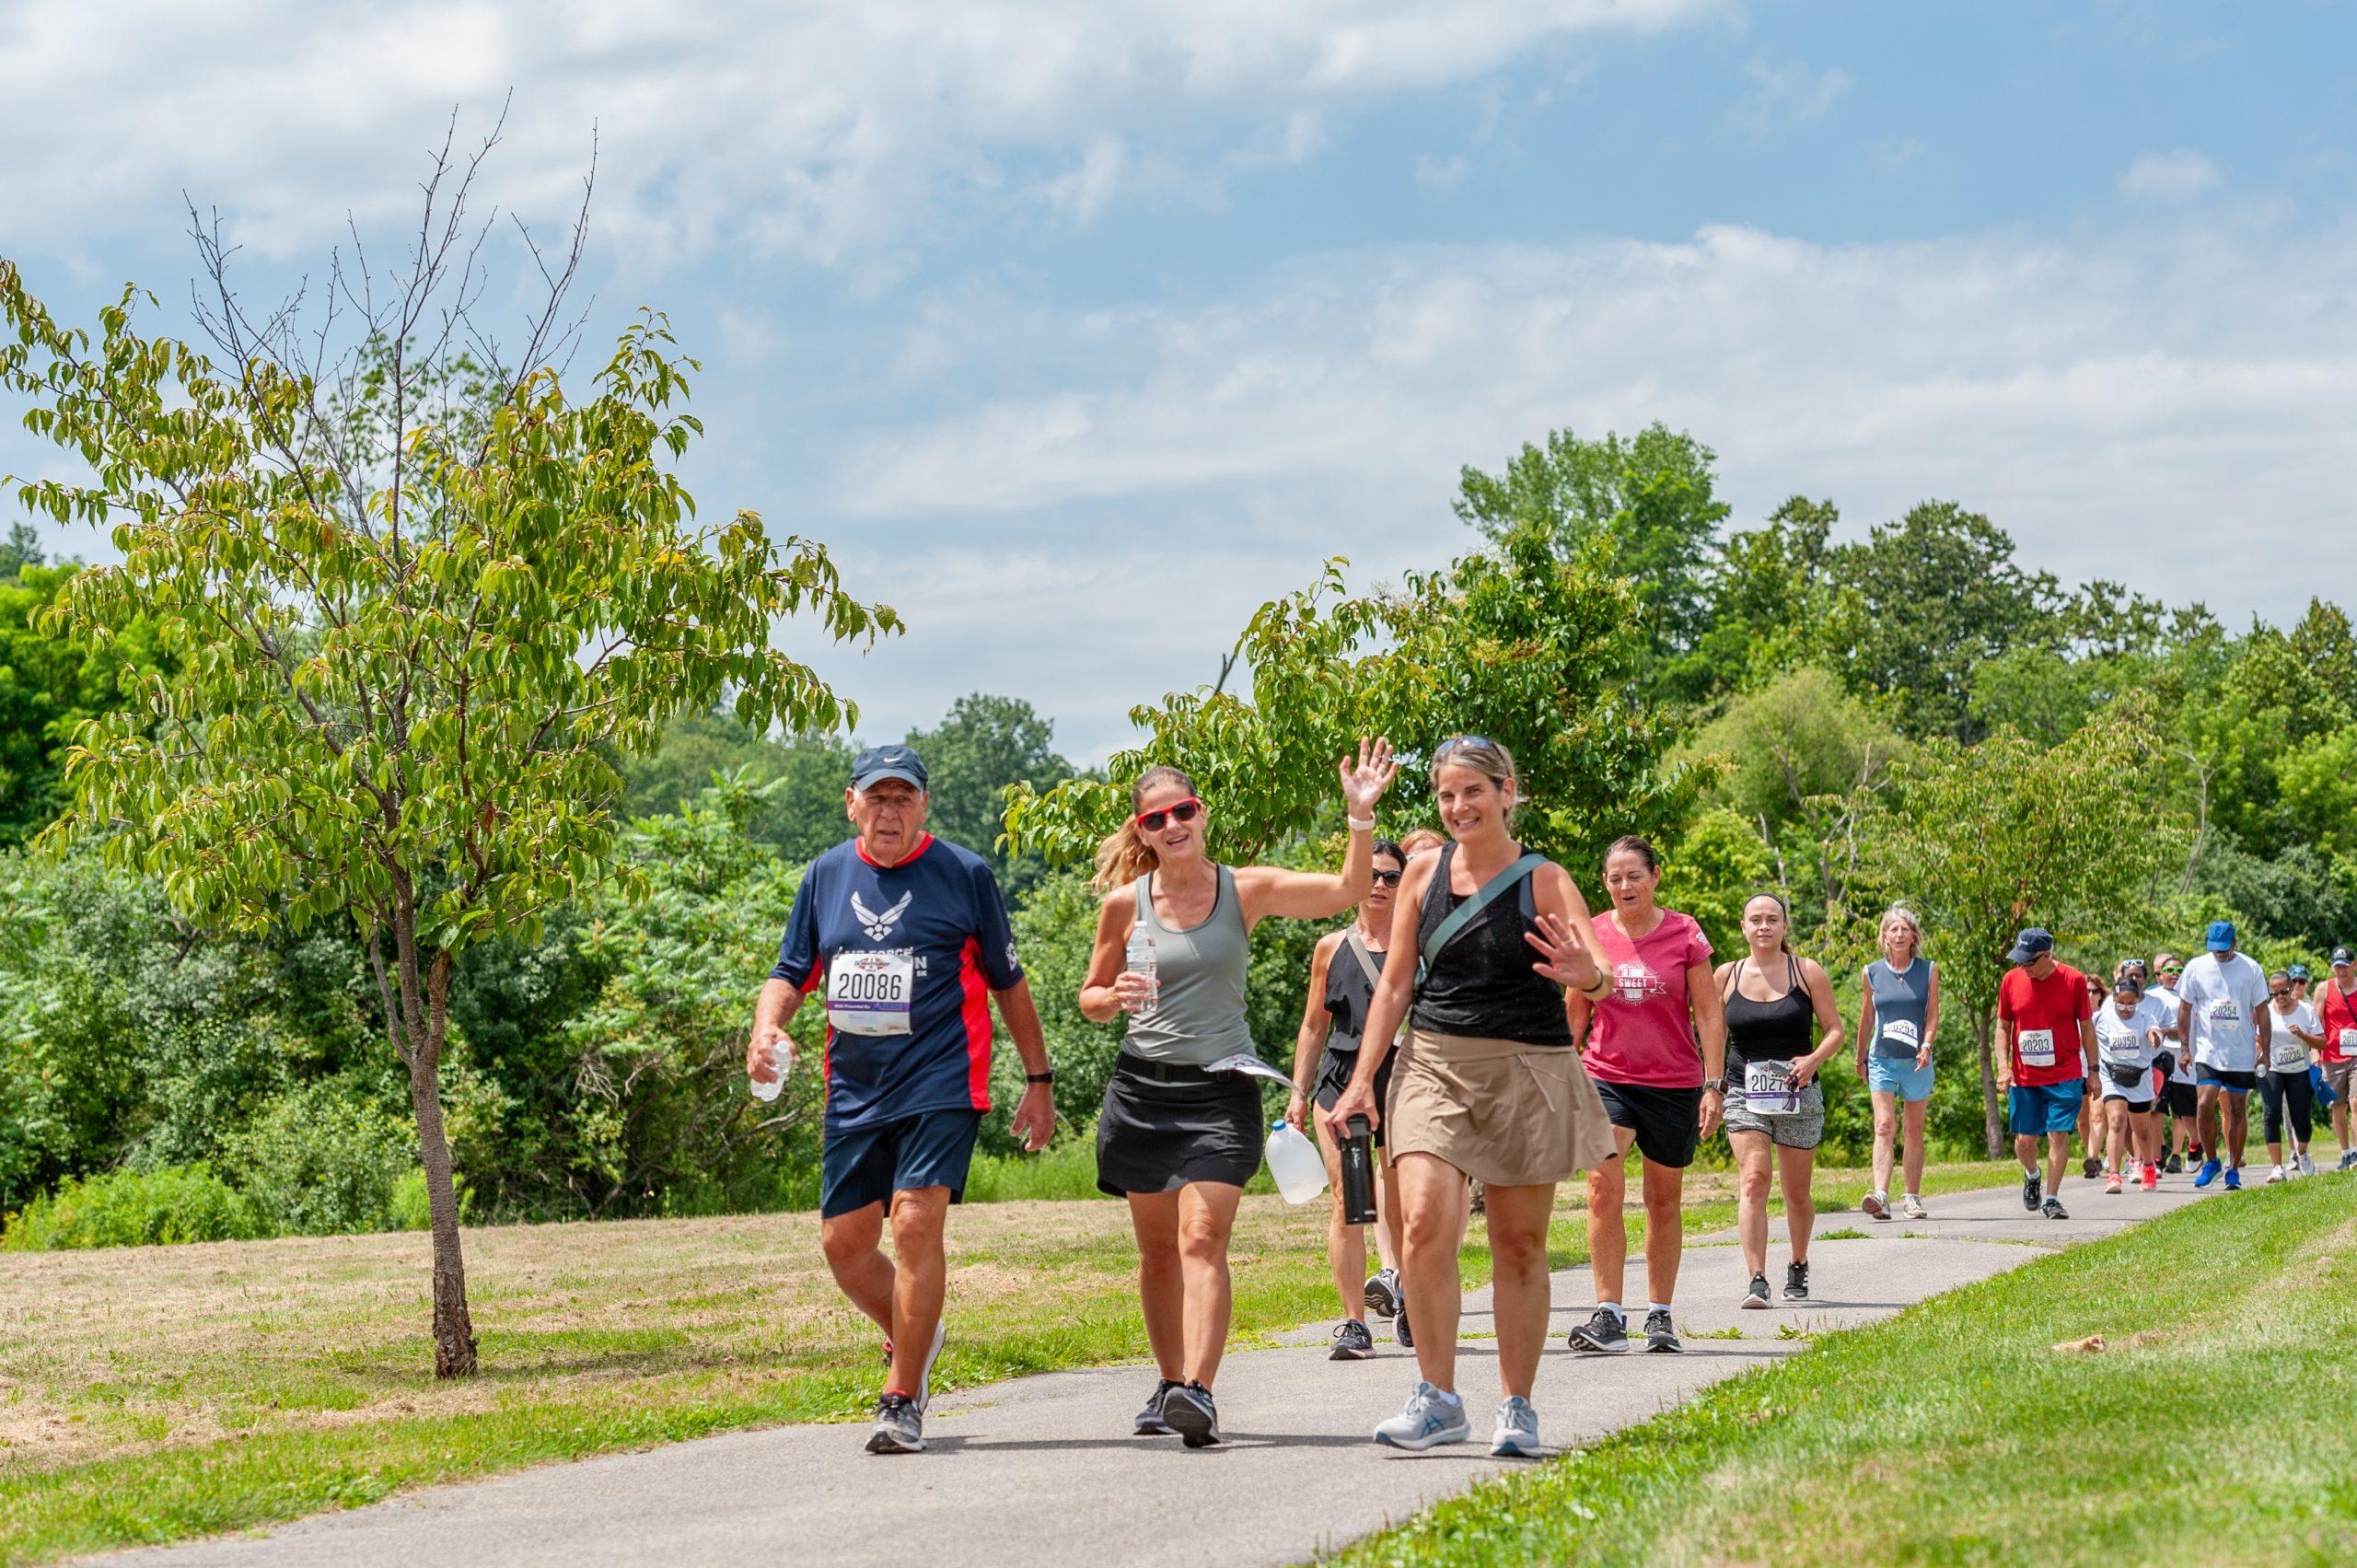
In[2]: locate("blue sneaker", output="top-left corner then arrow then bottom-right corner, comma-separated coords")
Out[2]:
2193,1158 -> 2222,1189
2223,1167 -> 2242,1191
1374,1381 -> 1470,1450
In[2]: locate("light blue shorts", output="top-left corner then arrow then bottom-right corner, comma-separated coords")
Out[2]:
2008,1082 -> 2084,1137
1867,1053 -> 1935,1103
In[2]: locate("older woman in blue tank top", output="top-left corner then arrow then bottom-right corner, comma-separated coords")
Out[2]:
1852,905 -> 1940,1221
1078,743 -> 1398,1449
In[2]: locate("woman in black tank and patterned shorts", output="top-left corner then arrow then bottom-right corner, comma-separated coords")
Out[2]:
1717,892 -> 1844,1310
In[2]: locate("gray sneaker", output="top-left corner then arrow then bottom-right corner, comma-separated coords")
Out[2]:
1162,1380 -> 1221,1448
2042,1196 -> 2069,1220
1330,1319 -> 1376,1361
1567,1306 -> 1629,1353
1373,1381 -> 1470,1449
865,1392 -> 923,1455
1364,1268 -> 1400,1318
1490,1395 -> 1541,1458
1134,1377 -> 1179,1435
1899,1193 -> 1929,1220
1643,1308 -> 1682,1353
1740,1272 -> 1771,1309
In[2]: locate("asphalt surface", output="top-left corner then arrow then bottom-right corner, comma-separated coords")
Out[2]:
114,1172 -> 2232,1568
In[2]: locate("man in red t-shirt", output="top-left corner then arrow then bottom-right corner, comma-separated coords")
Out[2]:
1995,928 -> 2097,1218
2319,947 -> 2357,1171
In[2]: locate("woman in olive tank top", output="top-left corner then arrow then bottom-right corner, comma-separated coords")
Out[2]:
1077,743 -> 1399,1449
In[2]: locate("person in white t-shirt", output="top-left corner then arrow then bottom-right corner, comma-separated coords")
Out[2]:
2177,922 -> 2271,1191
2259,970 -> 2322,1182
2147,954 -> 2195,1173
2093,961 -> 2171,1192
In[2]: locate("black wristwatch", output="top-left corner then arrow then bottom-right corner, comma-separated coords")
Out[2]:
1026,1071 -> 1056,1085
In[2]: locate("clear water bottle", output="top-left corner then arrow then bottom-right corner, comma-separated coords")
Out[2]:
749,1038 -> 793,1103
1125,929 -> 1158,1018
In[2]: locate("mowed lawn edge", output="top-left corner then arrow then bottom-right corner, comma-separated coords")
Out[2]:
0,1160 -> 2006,1564
1320,1177 -> 2357,1568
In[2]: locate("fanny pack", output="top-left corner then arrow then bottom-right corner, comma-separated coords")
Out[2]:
2107,1062 -> 2147,1089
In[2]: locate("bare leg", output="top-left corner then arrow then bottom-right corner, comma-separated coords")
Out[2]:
1900,1098 -> 1929,1197
1395,1152 -> 1471,1392
2197,1086 -> 2223,1163
2223,1092 -> 2249,1169
1585,1128 -> 1639,1306
881,1189 -> 949,1397
1176,1182 -> 1244,1388
2105,1099 -> 2129,1175
819,1201 -> 896,1336
1126,1191 -> 1185,1382
1642,1156 -> 1687,1306
1481,1182 -> 1557,1400
1375,1155 -> 1403,1275
1869,1089 -> 1898,1197
1777,1142 -> 1817,1263
2044,1130 -> 2071,1198
1731,1130 -> 1774,1279
2135,1109 -> 2161,1167
2014,1132 -> 2042,1180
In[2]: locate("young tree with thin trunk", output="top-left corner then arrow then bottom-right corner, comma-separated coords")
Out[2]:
0,123 -> 895,1376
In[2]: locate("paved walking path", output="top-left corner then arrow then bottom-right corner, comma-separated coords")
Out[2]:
121,1176 -> 2228,1568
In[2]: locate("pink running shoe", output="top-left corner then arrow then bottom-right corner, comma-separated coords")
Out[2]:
2141,1163 -> 2159,1191
2104,1173 -> 2124,1194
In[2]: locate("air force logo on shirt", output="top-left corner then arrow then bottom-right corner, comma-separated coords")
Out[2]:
852,890 -> 913,941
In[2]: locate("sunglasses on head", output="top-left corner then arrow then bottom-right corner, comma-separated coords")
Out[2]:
1133,796 -> 1202,832
1370,868 -> 1404,887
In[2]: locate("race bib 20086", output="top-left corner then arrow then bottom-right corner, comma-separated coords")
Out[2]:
826,949 -> 915,1036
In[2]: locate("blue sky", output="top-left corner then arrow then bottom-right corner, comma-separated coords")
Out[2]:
6,1 -> 2354,758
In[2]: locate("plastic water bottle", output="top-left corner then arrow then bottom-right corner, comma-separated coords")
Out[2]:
1125,929 -> 1159,1018
749,1038 -> 793,1102
1266,1121 -> 1327,1204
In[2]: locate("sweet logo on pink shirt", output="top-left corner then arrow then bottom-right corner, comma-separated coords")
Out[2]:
1612,961 -> 1668,1004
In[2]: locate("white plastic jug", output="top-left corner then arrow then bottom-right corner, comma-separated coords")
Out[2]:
1265,1121 -> 1327,1204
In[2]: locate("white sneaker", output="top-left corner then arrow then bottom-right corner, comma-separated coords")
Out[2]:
914,1320 -> 948,1411
1859,1190 -> 1888,1219
2296,1152 -> 2316,1178
1899,1194 -> 1928,1220
2264,1165 -> 2286,1185
1374,1381 -> 1470,1449
1491,1395 -> 1541,1458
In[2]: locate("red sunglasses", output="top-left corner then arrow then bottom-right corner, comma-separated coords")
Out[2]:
1134,797 -> 1202,832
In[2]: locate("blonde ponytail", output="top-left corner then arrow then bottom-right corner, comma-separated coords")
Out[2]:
1093,764 -> 1199,890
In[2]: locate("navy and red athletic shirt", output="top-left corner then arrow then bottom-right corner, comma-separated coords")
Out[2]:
770,832 -> 1024,1131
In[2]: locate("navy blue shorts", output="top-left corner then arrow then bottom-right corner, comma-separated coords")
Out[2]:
820,1109 -> 983,1219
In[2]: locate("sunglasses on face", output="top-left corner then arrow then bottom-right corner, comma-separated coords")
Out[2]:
2270,987 -> 2291,998
1369,868 -> 1404,887
1133,797 -> 1202,832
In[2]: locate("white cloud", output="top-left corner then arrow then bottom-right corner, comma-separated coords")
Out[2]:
1728,51 -> 1851,137
2119,149 -> 2222,203
824,216 -> 2357,753
0,0 -> 1724,269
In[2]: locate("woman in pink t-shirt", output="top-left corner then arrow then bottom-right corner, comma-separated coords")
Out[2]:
1563,835 -> 1726,1356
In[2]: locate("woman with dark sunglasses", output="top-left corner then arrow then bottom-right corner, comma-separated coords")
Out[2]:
1079,741 -> 1399,1448
1286,839 -> 1410,1360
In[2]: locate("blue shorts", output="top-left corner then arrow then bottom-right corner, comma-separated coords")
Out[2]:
1867,1053 -> 1935,1103
2008,1082 -> 2084,1137
819,1108 -> 983,1219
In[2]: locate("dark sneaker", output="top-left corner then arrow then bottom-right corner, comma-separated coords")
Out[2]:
1740,1272 -> 1771,1310
2082,1156 -> 2101,1180
2164,1154 -> 2184,1174
1643,1308 -> 1682,1353
1162,1380 -> 1221,1448
2021,1171 -> 2042,1211
1783,1260 -> 1810,1302
2042,1196 -> 2069,1220
2340,1151 -> 2357,1172
1567,1306 -> 1629,1353
865,1392 -> 923,1455
1364,1268 -> 1400,1319
1330,1319 -> 1376,1361
1394,1299 -> 1414,1349
1134,1378 -> 1179,1435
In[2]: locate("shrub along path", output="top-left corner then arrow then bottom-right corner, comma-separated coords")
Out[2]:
98,1174 -> 2249,1567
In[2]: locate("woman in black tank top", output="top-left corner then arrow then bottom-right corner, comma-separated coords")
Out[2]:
1715,894 -> 1845,1309
1322,738 -> 1617,1455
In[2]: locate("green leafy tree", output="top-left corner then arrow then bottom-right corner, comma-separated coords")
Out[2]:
0,150 -> 894,1375
1455,424 -> 1729,704
1693,495 -> 1868,693
0,563 -> 166,845
1852,712 -> 2181,1155
620,705 -> 857,863
906,692 -> 1072,895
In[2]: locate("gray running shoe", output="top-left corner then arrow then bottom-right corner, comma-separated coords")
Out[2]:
865,1392 -> 923,1455
1740,1272 -> 1771,1309
2042,1196 -> 2069,1220
1374,1381 -> 1470,1449
1134,1377 -> 1178,1435
1330,1319 -> 1376,1361
2340,1150 -> 2357,1172
1783,1260 -> 1810,1302
1163,1380 -> 1221,1448
1899,1193 -> 1928,1220
1643,1308 -> 1682,1353
1860,1190 -> 1888,1220
1567,1306 -> 1629,1353
1364,1268 -> 1400,1318
1490,1395 -> 1541,1458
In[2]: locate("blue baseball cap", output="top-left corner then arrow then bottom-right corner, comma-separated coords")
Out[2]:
850,744 -> 928,791
2205,920 -> 2236,952
2287,963 -> 2309,981
2006,928 -> 2053,965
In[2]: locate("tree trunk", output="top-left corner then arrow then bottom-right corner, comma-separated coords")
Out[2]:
1975,1005 -> 2003,1159
412,948 -> 478,1377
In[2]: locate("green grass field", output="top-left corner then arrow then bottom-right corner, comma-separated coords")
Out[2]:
0,1153 -> 2015,1562
1327,1174 -> 2357,1567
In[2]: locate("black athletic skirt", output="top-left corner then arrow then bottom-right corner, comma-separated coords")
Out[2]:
1096,1054 -> 1263,1196
1314,1046 -> 1396,1148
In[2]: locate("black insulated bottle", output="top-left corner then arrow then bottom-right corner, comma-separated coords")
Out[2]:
1341,1115 -> 1377,1224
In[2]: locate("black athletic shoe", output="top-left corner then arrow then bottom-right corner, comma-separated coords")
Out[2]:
1783,1260 -> 1810,1302
2164,1154 -> 2184,1175
1134,1378 -> 1179,1435
2021,1171 -> 2042,1212
1394,1299 -> 1414,1349
865,1392 -> 923,1455
1162,1380 -> 1221,1448
1329,1319 -> 1376,1361
2082,1155 -> 2101,1180
1740,1272 -> 1771,1309
1568,1307 -> 1630,1353
1643,1308 -> 1682,1353
2042,1196 -> 2069,1220
1364,1268 -> 1400,1319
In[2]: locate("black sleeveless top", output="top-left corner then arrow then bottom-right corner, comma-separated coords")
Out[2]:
1723,955 -> 1815,1063
1410,844 -> 1574,1047
1323,933 -> 1386,1052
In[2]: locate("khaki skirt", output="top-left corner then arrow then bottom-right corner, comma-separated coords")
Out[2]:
1386,1028 -> 1619,1186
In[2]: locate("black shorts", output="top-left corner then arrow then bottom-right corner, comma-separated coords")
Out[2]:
1313,1046 -> 1397,1148
1594,1078 -> 1701,1169
819,1108 -> 983,1219
2160,1080 -> 2198,1117
2198,1068 -> 2259,1095
1096,1055 -> 1263,1196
